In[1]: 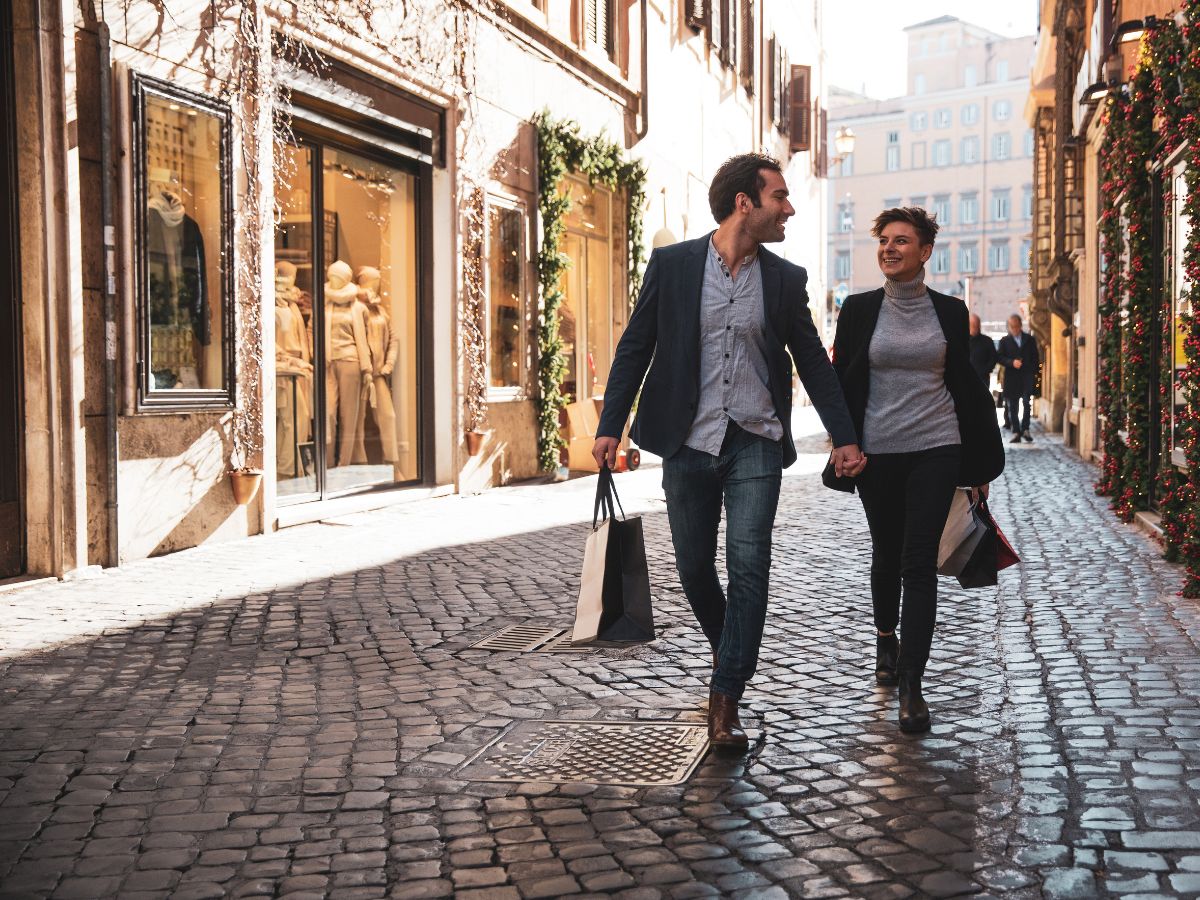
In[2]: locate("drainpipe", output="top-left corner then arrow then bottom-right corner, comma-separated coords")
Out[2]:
636,0 -> 649,142
98,21 -> 119,568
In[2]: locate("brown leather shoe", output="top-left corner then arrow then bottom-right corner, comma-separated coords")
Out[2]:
707,690 -> 748,750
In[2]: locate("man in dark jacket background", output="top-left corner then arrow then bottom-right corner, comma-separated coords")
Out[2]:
968,313 -> 997,385
591,153 -> 865,750
998,313 -> 1040,443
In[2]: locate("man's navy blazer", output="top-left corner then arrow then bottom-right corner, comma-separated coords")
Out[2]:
831,287 -> 1004,488
595,233 -> 857,468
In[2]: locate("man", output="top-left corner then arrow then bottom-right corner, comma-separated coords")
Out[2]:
592,154 -> 865,750
968,313 -> 997,385
998,313 -> 1040,443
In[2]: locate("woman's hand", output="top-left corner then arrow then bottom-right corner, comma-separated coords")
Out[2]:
969,484 -> 990,504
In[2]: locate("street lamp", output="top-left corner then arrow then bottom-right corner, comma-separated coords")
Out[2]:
833,126 -> 857,165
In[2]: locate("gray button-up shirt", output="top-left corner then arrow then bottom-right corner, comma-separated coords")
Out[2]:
683,239 -> 783,455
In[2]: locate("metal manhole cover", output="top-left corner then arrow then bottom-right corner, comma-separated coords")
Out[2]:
457,720 -> 710,786
467,624 -> 595,654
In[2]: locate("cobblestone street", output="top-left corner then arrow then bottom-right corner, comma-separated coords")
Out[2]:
3,416 -> 1200,899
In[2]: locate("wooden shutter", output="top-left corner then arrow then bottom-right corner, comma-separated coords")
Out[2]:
778,48 -> 790,132
686,0 -> 709,32
740,0 -> 754,93
584,0 -> 615,59
710,0 -> 723,52
766,36 -> 776,121
721,0 -> 737,69
813,102 -> 829,176
789,64 -> 811,151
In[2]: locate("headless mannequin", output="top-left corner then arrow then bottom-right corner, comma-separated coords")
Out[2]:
356,266 -> 400,463
324,260 -> 372,468
274,261 -> 312,477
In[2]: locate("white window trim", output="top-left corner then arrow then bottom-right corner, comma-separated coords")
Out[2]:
484,192 -> 530,402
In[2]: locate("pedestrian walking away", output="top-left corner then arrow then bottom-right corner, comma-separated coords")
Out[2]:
592,153 -> 866,751
968,312 -> 997,385
998,313 -> 1041,443
831,206 -> 1003,733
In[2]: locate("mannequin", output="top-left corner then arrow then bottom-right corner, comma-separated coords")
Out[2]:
355,265 -> 400,464
274,261 -> 313,478
324,260 -> 372,468
146,182 -> 209,387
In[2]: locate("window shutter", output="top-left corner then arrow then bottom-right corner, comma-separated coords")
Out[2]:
709,0 -> 723,50
585,0 -> 614,58
766,35 -> 776,121
740,0 -> 754,93
686,0 -> 709,32
789,64 -> 811,152
724,0 -> 738,69
813,102 -> 829,176
778,48 -> 790,132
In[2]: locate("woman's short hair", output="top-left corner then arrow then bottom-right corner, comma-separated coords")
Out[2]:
708,153 -> 783,222
870,206 -> 940,246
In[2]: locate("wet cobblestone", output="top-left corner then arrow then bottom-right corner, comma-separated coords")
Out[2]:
2,418 -> 1200,897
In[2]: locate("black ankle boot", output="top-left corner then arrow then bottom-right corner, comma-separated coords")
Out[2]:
875,633 -> 899,686
898,670 -> 930,733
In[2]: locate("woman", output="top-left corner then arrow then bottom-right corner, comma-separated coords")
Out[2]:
832,207 -> 1003,733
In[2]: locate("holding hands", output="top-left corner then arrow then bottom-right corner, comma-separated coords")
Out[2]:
832,444 -> 868,478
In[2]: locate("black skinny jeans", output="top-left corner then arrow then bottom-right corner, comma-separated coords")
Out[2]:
856,444 -> 962,675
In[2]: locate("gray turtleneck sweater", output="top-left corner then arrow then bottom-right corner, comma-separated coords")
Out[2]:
862,269 -> 961,454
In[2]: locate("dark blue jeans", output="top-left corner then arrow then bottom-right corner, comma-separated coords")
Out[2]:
662,422 -> 783,701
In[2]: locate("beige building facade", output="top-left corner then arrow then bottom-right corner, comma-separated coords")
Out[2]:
826,17 -> 1035,338
1,0 -> 832,580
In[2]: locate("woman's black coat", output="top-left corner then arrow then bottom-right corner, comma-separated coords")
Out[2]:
831,288 -> 1004,488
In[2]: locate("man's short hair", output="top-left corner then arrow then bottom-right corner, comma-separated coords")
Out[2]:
870,206 -> 940,246
1009,314 -> 1023,325
709,153 -> 783,222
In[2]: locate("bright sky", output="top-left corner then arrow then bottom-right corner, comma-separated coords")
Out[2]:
824,2 -> 1039,100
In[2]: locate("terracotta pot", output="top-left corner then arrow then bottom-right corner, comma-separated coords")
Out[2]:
229,469 -> 263,505
465,430 -> 485,457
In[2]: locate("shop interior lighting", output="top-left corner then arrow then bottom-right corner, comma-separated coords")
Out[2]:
1110,15 -> 1158,53
1079,80 -> 1117,105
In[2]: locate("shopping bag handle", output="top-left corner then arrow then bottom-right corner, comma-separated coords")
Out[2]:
592,465 -> 626,529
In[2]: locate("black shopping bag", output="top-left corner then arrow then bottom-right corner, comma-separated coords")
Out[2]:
955,498 -> 1017,588
571,466 -> 655,644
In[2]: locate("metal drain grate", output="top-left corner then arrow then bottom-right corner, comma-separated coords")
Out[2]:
458,720 -> 709,786
538,631 -> 595,654
467,624 -> 594,654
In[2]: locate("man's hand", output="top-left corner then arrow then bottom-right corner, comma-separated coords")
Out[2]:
593,436 -> 620,470
1013,359 -> 1023,369
831,444 -> 867,478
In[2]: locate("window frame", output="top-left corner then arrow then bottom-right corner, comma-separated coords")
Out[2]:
993,99 -> 1011,121
961,135 -> 979,164
988,241 -> 1010,271
934,108 -> 951,128
991,189 -> 1011,222
930,246 -> 950,275
131,71 -> 236,412
959,243 -> 978,273
961,103 -> 979,125
932,139 -> 951,167
484,192 -> 531,401
993,132 -> 1011,160
932,195 -> 951,225
960,193 -> 979,225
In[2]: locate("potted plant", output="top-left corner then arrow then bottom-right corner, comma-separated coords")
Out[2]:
228,411 -> 262,505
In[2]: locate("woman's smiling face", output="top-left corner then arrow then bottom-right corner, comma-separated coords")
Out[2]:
876,221 -> 932,283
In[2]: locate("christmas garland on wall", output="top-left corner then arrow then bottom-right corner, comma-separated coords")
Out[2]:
1097,2 -> 1200,595
533,113 -> 647,472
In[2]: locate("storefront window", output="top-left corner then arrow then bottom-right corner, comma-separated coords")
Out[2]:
487,200 -> 527,392
134,76 -> 232,407
559,175 -> 623,405
274,140 -> 420,499
1170,155 -> 1191,466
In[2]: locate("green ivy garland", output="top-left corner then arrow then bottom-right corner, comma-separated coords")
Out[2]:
533,112 -> 647,472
